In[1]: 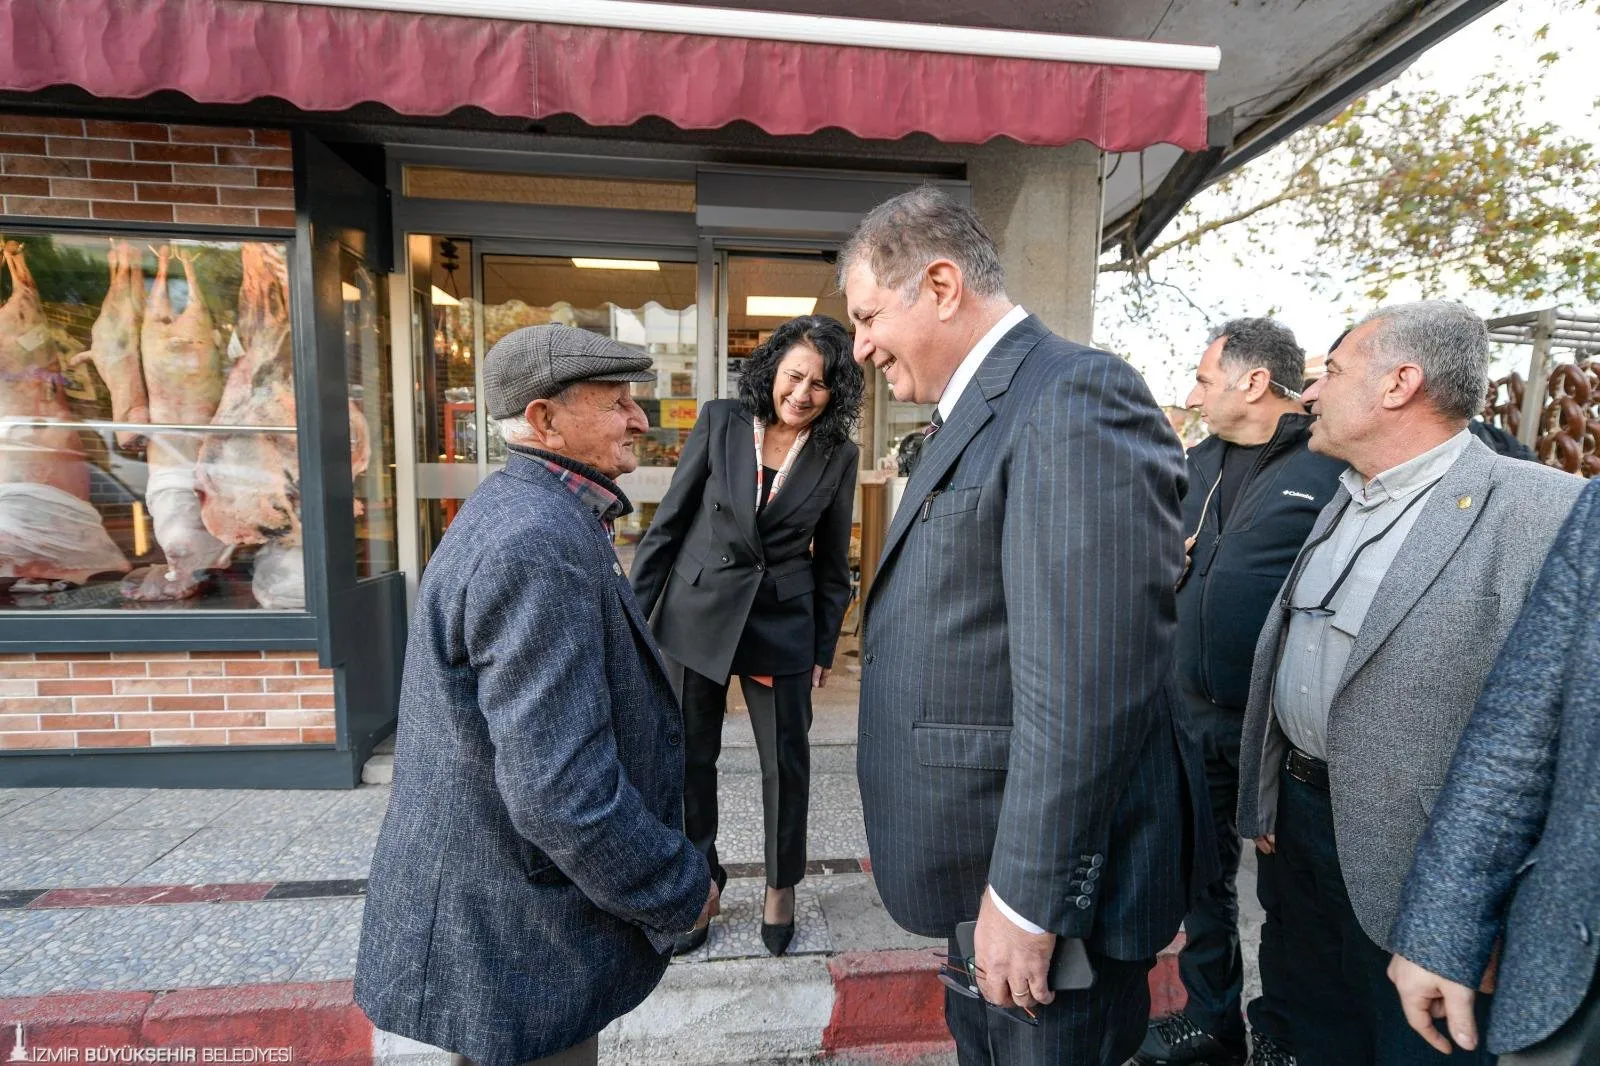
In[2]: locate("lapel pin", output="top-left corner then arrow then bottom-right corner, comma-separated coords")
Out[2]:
1457,495 -> 1472,509
612,561 -> 622,576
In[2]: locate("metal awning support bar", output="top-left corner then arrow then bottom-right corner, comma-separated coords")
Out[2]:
258,0 -> 1222,69
1516,308 -> 1557,449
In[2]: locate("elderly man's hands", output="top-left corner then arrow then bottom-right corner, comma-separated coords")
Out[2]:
1388,954 -> 1479,1054
974,888 -> 1056,1013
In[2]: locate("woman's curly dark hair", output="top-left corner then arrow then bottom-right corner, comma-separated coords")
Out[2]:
736,315 -> 864,446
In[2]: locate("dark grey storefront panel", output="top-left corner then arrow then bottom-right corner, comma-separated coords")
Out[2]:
2,745 -> 365,789
696,168 -> 969,239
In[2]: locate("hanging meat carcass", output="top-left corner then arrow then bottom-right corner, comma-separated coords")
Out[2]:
195,242 -> 371,609
126,244 -> 233,601
69,240 -> 150,450
0,239 -> 129,586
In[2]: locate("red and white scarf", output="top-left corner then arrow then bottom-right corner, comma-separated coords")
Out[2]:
752,418 -> 810,507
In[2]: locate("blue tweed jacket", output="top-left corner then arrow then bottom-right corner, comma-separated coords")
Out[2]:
1391,476 -> 1600,1053
354,453 -> 708,1065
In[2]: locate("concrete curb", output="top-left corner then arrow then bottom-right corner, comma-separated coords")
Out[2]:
1,944 -> 1185,1065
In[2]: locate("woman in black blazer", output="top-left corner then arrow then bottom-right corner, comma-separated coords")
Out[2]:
631,315 -> 862,957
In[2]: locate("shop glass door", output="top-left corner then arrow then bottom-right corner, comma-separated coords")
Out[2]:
407,237 -> 701,568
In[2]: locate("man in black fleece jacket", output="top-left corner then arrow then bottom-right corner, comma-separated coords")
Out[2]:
1139,319 -> 1343,1066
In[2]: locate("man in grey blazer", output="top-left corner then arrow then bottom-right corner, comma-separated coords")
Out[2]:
1235,301 -> 1584,1065
845,187 -> 1209,1065
355,325 -> 711,1066
1388,476 -> 1600,1065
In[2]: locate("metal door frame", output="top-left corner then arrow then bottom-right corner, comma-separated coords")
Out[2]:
393,236 -> 711,585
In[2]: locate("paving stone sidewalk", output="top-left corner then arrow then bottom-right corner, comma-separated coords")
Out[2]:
0,741 -> 908,999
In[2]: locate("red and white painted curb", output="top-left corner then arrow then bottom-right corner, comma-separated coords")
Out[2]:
1,943 -> 1183,1064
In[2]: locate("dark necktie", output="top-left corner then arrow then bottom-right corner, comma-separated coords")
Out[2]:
903,409 -> 943,477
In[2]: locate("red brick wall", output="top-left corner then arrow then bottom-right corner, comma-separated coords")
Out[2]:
0,116 -> 293,227
0,652 -> 335,750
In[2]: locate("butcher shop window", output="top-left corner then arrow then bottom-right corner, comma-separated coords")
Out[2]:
0,231 -> 307,611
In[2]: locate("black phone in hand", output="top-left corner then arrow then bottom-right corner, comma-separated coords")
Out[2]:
954,920 -> 1098,991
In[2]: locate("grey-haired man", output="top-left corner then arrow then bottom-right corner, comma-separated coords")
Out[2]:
356,324 -> 712,1066
1235,301 -> 1584,1065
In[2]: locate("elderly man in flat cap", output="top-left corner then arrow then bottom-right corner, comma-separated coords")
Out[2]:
356,324 -> 713,1066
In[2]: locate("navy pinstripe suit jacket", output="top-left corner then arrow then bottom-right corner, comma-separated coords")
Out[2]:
856,316 -> 1213,961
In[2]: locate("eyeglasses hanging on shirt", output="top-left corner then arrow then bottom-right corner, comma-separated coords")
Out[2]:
1278,478 -> 1443,618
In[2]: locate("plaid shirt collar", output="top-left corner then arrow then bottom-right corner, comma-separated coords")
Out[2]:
507,445 -> 632,538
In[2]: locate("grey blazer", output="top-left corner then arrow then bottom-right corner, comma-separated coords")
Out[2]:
354,454 -> 708,1066
1391,477 -> 1600,1054
1237,436 -> 1584,948
856,315 -> 1214,961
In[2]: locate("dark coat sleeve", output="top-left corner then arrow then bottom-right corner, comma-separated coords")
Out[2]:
987,354 -> 1186,933
466,533 -> 709,948
811,444 -> 859,669
630,403 -> 717,618
1390,480 -> 1599,985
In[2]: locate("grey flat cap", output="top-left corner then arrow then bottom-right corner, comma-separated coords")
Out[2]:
483,324 -> 655,419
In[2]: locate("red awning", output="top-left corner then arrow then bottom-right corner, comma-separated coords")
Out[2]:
0,0 -> 1209,150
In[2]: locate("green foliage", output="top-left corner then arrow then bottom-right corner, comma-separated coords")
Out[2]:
1105,62 -> 1600,309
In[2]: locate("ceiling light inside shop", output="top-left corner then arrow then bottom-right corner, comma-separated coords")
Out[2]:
746,296 -> 818,317
571,257 -> 662,271
431,285 -> 461,306
341,282 -> 362,302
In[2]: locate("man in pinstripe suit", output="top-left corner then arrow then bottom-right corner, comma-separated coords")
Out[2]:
843,187 -> 1210,1065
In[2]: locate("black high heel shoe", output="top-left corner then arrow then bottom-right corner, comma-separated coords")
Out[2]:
761,886 -> 796,957
673,866 -> 727,957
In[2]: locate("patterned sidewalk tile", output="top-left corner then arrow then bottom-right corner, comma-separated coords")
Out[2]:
10,829 -> 191,890
673,878 -> 831,964
139,899 -> 349,988
129,828 -> 300,886
0,789 -> 152,832
0,907 -> 90,984
324,787 -> 391,826
101,790 -> 248,830
0,831 -> 85,887
0,902 -> 208,995
252,827 -> 379,882
205,791 -> 344,827
291,898 -> 365,981
0,789 -> 57,820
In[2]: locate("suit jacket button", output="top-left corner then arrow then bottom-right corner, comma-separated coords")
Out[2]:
1580,921 -> 1592,945
712,502 -> 721,510
755,562 -> 764,571
721,555 -> 730,564
1075,896 -> 1091,909
667,733 -> 682,746
863,653 -> 876,666
1090,855 -> 1104,868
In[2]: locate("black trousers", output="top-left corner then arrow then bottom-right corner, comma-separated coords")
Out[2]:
1275,765 -> 1495,1066
679,664 -> 812,889
945,937 -> 1154,1066
1176,699 -> 1295,1049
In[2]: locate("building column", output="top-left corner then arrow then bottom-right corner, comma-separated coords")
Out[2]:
967,141 -> 1104,345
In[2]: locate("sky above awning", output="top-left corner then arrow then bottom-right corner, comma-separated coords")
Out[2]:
1,0 -> 1211,149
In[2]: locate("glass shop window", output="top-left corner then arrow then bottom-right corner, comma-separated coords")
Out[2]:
0,230 -> 321,611
342,250 -> 397,579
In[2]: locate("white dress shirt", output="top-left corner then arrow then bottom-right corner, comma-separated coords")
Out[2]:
1273,429 -> 1472,759
937,304 -> 1029,422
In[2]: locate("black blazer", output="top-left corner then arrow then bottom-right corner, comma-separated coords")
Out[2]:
856,316 -> 1214,959
631,399 -> 858,682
